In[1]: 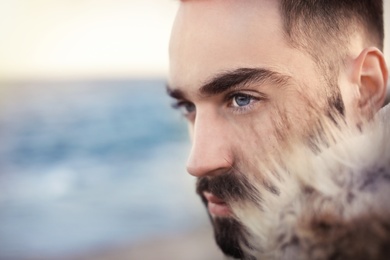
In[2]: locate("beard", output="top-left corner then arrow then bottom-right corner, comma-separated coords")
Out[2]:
193,82 -> 345,259
212,217 -> 247,259
196,172 -> 259,259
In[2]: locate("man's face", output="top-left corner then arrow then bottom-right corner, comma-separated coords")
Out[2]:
168,0 -> 344,258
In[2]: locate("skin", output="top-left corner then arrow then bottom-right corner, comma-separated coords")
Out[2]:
168,0 -> 388,257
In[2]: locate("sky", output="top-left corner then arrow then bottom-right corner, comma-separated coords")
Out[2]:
0,1 -> 389,81
0,0 -> 179,81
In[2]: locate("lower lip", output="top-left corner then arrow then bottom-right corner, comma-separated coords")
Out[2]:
208,202 -> 232,217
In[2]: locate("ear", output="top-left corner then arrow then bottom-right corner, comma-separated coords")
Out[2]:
352,47 -> 388,118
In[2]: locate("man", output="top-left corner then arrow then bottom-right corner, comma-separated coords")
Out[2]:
167,0 -> 389,259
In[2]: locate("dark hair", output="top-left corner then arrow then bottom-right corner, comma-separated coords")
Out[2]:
280,0 -> 384,70
281,0 -> 384,49
279,0 -> 383,110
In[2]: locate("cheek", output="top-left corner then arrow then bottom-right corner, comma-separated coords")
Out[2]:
250,94 -> 319,151
275,87 -> 329,136
231,103 -> 289,162
229,88 -> 326,165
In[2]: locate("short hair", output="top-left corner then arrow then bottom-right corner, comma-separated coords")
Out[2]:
278,0 -> 384,111
280,0 -> 384,76
280,0 -> 384,50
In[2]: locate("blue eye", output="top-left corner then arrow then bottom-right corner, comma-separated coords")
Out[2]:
232,94 -> 252,107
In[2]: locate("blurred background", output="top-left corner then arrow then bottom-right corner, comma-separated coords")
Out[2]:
0,1 -> 222,259
0,1 -> 389,260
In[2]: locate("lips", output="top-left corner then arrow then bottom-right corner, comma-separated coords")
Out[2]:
203,191 -> 232,217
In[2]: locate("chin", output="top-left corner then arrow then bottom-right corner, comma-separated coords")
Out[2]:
199,195 -> 247,259
197,173 -> 259,259
231,112 -> 390,259
211,217 -> 247,259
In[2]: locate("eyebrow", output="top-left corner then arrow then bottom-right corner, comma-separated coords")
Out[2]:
166,67 -> 291,99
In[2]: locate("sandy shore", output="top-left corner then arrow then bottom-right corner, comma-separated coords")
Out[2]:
77,227 -> 226,260
14,225 -> 226,260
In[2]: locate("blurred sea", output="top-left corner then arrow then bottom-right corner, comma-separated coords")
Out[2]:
0,80 -> 207,259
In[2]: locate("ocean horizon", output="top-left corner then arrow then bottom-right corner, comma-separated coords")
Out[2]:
0,79 -> 208,259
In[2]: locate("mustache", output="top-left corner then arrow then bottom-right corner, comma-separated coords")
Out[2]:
196,170 -> 259,203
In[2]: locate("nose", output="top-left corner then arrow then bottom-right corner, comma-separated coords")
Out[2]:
186,112 -> 233,177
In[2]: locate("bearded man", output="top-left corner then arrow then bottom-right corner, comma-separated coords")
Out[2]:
167,0 -> 389,259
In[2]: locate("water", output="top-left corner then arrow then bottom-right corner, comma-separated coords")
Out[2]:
0,80 -> 207,259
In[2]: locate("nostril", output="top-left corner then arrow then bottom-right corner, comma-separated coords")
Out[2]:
186,165 -> 201,177
186,163 -> 232,178
186,161 -> 210,177
186,143 -> 234,177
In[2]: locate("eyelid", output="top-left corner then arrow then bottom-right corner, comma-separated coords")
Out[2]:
171,99 -> 192,109
171,100 -> 196,120
225,90 -> 267,114
171,100 -> 183,109
224,90 -> 267,103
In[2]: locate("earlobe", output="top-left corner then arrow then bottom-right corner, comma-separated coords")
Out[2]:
352,47 -> 388,118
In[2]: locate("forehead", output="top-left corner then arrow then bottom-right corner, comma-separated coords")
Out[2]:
168,0 -> 317,94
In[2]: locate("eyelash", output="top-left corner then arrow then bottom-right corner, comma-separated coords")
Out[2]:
172,92 -> 264,118
226,92 -> 262,114
172,101 -> 196,119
